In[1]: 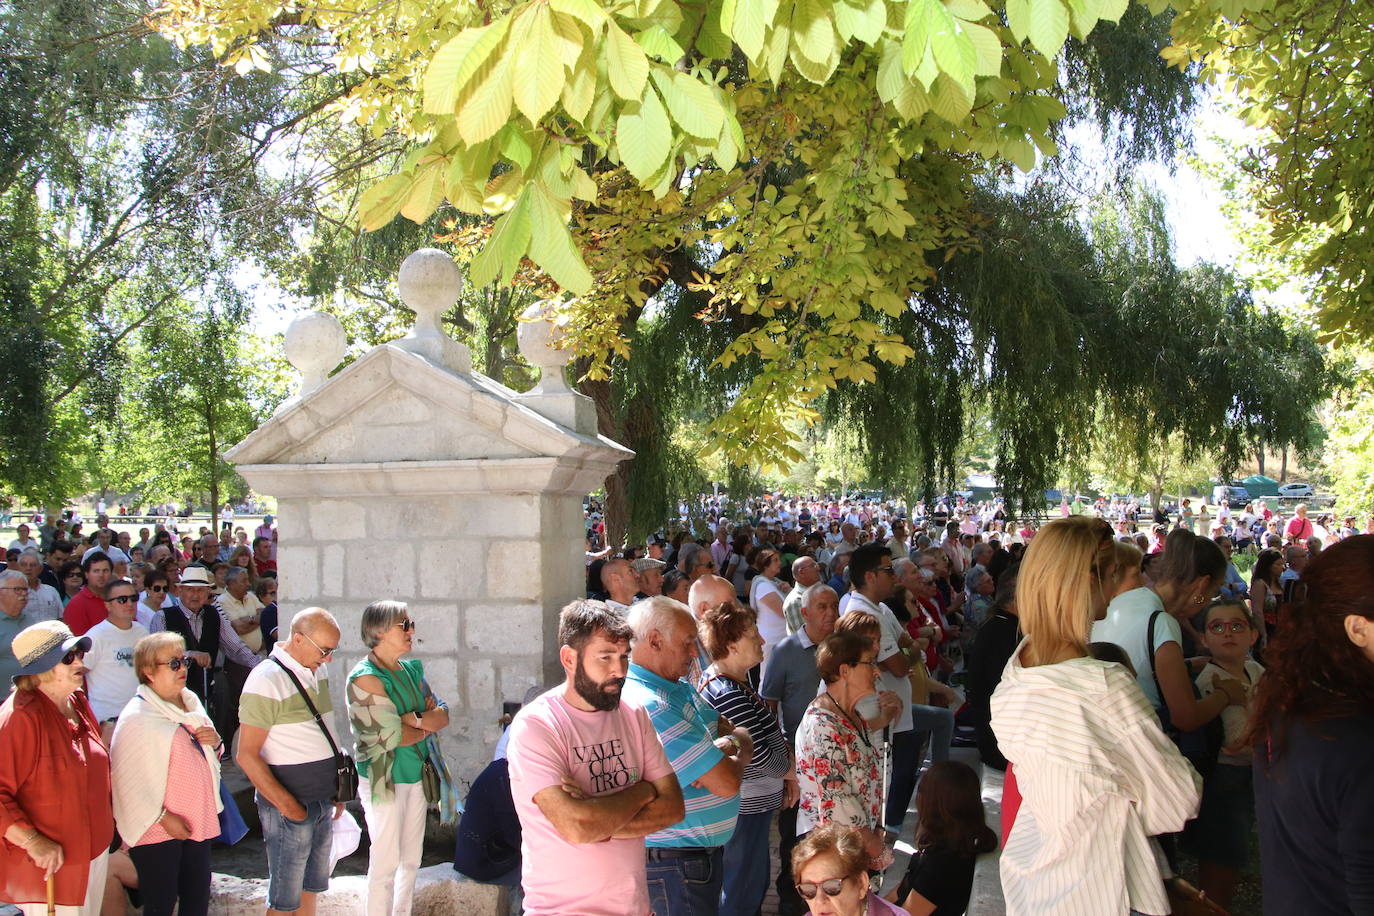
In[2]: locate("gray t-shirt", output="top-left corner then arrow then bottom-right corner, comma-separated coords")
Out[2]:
759,631 -> 819,746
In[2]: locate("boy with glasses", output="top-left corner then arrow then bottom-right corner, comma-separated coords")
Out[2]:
84,579 -> 149,733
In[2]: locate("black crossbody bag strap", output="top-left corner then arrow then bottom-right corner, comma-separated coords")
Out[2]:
271,656 -> 344,760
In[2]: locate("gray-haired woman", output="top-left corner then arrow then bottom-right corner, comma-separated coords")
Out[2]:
346,601 -> 449,916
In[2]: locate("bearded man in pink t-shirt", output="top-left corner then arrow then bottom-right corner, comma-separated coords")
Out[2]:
507,600 -> 685,916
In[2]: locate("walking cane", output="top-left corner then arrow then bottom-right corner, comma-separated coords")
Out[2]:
46,873 -> 55,916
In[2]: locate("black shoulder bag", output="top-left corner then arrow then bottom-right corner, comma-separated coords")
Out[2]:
271,657 -> 359,803
1146,611 -> 1224,778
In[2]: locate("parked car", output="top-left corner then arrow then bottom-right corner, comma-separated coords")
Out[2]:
1212,484 -> 1251,508
1277,482 -> 1315,499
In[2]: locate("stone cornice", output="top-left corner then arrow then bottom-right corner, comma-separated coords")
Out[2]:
234,455 -> 627,498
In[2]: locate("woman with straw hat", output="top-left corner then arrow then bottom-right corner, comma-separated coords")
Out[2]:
0,619 -> 114,914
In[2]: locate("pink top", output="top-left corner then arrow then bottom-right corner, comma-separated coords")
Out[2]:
506,690 -> 674,916
137,727 -> 219,845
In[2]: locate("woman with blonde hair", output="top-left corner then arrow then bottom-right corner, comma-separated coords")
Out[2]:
990,516 -> 1200,915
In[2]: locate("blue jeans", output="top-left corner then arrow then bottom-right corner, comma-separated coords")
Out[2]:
720,810 -> 773,916
885,705 -> 955,830
257,797 -> 335,912
646,846 -> 724,916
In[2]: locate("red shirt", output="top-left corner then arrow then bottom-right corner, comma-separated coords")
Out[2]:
62,586 -> 107,636
255,556 -> 277,573
0,689 -> 113,906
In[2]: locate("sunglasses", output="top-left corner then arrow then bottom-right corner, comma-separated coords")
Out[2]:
61,648 -> 86,666
1207,620 -> 1250,635
396,619 -> 416,632
796,878 -> 846,900
303,632 -> 337,659
107,594 -> 137,605
149,585 -> 167,592
156,656 -> 195,671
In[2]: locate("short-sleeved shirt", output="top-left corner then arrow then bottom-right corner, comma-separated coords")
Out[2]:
845,592 -> 914,732
623,663 -> 739,848
698,673 -> 789,815
1090,586 -> 1179,709
238,644 -> 339,804
348,656 -> 431,784
0,608 -> 37,683
1197,660 -> 1264,765
760,630 -> 820,746
84,620 -> 149,721
903,845 -> 977,916
507,689 -> 674,916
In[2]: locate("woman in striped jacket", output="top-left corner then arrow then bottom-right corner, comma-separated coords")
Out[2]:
990,516 -> 1200,916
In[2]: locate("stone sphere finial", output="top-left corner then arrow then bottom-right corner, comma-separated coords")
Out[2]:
398,248 -> 463,336
283,311 -> 346,398
517,300 -> 574,395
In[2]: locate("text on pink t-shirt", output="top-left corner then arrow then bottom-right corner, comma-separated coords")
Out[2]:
507,689 -> 674,916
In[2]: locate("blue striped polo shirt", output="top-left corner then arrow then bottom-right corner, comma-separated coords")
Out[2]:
624,663 -> 740,848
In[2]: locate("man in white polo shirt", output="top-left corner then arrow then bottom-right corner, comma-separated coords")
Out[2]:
237,607 -> 345,916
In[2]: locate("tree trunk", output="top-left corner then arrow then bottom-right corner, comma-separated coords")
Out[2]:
1279,446 -> 1289,483
578,372 -> 629,547
207,401 -> 219,532
1256,444 -> 1266,477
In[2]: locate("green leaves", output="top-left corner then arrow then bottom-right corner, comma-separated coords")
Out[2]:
1008,0 -> 1070,57
605,22 -> 650,100
423,20 -> 511,116
512,6 -> 566,123
616,81 -> 673,182
652,71 -> 724,140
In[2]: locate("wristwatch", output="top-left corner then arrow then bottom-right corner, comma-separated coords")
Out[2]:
724,734 -> 742,756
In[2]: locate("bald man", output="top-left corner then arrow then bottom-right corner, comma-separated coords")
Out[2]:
601,558 -> 638,612
687,574 -> 735,619
782,556 -> 822,634
237,607 -> 346,916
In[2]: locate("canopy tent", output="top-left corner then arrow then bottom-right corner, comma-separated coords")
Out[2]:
1241,475 -> 1280,497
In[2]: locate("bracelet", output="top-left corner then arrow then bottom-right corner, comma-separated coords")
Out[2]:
725,735 -> 742,756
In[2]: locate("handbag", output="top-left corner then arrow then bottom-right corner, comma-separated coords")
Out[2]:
420,755 -> 441,805
271,657 -> 360,803
174,723 -> 248,844
215,779 -> 249,845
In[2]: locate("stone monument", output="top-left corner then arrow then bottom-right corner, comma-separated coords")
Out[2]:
225,249 -> 632,787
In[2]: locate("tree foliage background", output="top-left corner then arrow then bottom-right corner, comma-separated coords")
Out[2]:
0,0 -> 1360,535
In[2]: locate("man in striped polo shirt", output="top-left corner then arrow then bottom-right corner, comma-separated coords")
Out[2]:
236,607 -> 344,916
623,597 -> 753,916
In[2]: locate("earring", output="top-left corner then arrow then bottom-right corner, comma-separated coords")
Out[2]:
1194,595 -> 1205,605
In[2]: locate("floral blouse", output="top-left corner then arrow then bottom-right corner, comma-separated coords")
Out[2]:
795,700 -> 881,835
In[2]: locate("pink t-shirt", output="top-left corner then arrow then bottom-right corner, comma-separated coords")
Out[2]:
507,689 -> 674,916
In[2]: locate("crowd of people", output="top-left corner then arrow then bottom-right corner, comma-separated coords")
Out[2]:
0,515 -> 461,916
1,486 -> 1371,916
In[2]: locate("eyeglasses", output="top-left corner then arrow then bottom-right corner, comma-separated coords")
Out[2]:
395,619 -> 416,632
302,631 -> 337,659
1207,620 -> 1249,635
156,656 -> 195,671
876,565 -> 895,574
106,595 -> 137,605
61,648 -> 86,666
0,586 -> 27,593
796,877 -> 846,900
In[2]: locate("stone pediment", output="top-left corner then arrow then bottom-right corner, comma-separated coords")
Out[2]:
227,343 -> 623,467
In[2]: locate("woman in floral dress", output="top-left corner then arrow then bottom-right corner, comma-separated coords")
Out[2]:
795,629 -> 892,870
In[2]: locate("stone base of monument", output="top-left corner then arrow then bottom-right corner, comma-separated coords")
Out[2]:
210,864 -> 515,915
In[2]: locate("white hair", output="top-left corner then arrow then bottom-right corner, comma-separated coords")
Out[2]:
626,596 -> 693,643
801,583 -> 837,609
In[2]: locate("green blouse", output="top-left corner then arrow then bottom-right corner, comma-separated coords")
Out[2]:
349,656 -> 430,784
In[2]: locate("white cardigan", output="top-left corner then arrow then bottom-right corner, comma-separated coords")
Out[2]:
110,685 -> 223,844
990,644 -> 1200,916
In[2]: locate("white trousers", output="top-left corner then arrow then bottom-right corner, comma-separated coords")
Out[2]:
359,777 -> 427,916
19,850 -> 109,916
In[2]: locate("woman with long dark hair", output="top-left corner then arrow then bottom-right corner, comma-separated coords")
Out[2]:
1248,534 -> 1374,914
1248,548 -> 1286,646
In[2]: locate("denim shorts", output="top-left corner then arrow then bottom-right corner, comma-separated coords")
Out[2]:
257,797 -> 335,912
